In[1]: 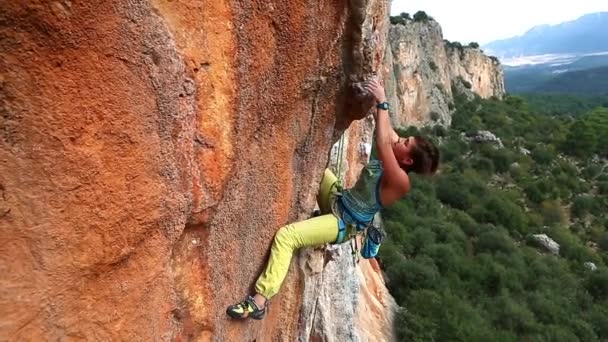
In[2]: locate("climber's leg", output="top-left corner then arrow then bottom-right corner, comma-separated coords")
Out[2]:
255,214 -> 339,298
227,214 -> 339,319
317,168 -> 339,215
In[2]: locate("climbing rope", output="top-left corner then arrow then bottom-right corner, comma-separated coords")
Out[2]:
335,128 -> 347,187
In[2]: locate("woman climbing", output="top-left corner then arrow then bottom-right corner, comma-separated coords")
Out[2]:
226,79 -> 440,320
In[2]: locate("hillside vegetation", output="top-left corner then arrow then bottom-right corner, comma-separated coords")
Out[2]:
533,66 -> 608,95
379,91 -> 608,341
505,61 -> 608,94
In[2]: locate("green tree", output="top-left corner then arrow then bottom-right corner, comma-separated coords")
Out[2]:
540,200 -> 568,226
571,195 -> 595,219
436,174 -> 473,210
476,230 -> 516,255
413,10 -> 431,22
563,119 -> 598,157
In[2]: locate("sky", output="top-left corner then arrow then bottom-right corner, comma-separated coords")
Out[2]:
391,0 -> 608,45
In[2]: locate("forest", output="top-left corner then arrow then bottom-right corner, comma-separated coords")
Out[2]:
378,91 -> 608,341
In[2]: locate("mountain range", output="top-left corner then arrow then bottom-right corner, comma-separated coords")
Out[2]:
482,12 -> 608,94
484,12 -> 608,59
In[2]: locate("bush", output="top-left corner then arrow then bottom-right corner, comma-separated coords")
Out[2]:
571,195 -> 596,219
562,119 -> 598,157
490,294 -> 539,334
531,145 -> 555,165
448,209 -> 479,236
413,10 -> 431,22
598,181 -> 608,195
400,12 -> 411,19
390,16 -> 406,25
540,200 -> 568,226
423,244 -> 463,274
436,174 -> 473,210
476,195 -> 527,233
476,230 -> 516,255
600,233 -> 608,252
586,269 -> 608,300
445,40 -> 464,50
429,111 -> 440,121
429,60 -> 438,71
390,256 -> 440,293
484,147 -> 513,173
471,156 -> 495,175
468,42 -> 480,49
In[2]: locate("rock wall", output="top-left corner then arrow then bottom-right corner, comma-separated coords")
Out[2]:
0,1 -> 393,341
384,18 -> 505,127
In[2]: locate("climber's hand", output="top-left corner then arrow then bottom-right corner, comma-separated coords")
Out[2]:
363,79 -> 386,104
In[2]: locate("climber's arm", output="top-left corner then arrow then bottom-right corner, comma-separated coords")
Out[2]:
364,80 -> 410,194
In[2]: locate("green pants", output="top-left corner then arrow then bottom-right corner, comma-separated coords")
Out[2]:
255,169 -> 340,300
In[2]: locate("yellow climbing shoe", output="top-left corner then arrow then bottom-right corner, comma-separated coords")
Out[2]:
226,296 -> 266,320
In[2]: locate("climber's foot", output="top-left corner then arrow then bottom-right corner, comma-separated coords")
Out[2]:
226,296 -> 266,320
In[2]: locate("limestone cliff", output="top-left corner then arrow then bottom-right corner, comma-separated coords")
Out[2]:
384,18 -> 505,127
0,1 -> 395,341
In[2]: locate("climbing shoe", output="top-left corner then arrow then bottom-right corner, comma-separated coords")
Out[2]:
226,296 -> 266,320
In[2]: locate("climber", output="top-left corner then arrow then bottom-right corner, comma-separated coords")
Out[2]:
226,79 -> 439,320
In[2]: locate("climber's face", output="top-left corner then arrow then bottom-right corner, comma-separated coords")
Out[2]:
393,136 -> 416,168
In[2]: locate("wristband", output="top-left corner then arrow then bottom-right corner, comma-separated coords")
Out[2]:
376,102 -> 389,110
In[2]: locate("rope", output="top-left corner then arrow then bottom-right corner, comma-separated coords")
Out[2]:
335,128 -> 347,186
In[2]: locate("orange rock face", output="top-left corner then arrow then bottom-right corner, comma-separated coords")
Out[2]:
0,1 -> 390,340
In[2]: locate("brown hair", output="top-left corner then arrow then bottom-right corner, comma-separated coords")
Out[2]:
407,136 -> 440,175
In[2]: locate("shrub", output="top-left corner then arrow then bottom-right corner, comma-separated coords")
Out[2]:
436,174 -> 473,210
598,181 -> 608,195
400,12 -> 411,19
586,269 -> 608,300
472,156 -> 495,175
562,119 -> 598,157
571,195 -> 596,219
476,230 -> 516,255
413,10 -> 431,22
429,111 -> 441,121
445,40 -> 464,50
476,195 -> 527,233
448,209 -> 479,236
390,16 -> 406,25
600,232 -> 608,252
468,42 -> 480,49
531,145 -> 555,165
429,60 -> 438,71
540,200 -> 568,226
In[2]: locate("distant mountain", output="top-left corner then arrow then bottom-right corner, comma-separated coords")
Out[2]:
484,12 -> 608,58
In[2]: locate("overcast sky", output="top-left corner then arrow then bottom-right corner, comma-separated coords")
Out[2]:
391,0 -> 608,45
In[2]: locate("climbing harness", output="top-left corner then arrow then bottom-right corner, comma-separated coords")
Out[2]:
330,129 -> 387,264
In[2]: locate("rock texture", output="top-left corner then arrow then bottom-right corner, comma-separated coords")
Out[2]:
0,1 -> 393,341
532,234 -> 561,255
384,18 -> 505,127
